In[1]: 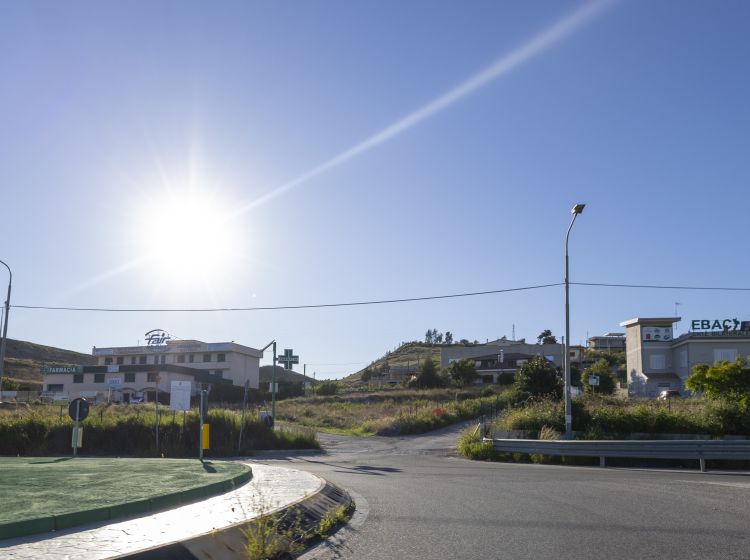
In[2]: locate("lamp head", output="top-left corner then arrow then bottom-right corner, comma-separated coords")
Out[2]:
571,203 -> 586,215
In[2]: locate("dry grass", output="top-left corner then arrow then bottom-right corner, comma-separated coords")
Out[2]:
277,387 -> 505,435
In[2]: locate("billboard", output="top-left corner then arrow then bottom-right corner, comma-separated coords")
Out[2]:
642,326 -> 672,342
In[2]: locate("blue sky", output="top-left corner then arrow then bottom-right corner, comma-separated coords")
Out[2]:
2,0 -> 749,378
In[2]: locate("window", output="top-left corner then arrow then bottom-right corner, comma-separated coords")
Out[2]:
104,357 -> 113,365
73,374 -> 83,384
139,356 -> 147,365
189,354 -> 194,363
203,353 -> 211,363
94,373 -> 105,383
649,354 -> 666,370
116,357 -> 124,365
714,348 -> 737,362
214,370 -> 223,378
125,373 -> 135,383
160,355 -> 166,365
154,355 -> 159,365
177,354 -> 186,363
131,356 -> 136,365
147,373 -> 157,382
47,384 -> 63,392
217,353 -> 226,362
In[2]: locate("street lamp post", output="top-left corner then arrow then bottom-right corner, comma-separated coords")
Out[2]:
564,204 -> 585,440
0,260 -> 12,402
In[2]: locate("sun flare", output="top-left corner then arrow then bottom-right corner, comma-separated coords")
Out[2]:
135,189 -> 239,288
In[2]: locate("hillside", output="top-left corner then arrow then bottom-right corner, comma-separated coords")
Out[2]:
2,338 -> 97,389
342,342 -> 446,385
259,365 -> 311,385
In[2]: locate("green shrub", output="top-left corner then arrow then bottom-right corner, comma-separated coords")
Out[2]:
316,381 -> 339,396
457,426 -> 496,460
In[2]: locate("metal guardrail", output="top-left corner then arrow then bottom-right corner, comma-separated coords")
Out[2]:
485,438 -> 750,471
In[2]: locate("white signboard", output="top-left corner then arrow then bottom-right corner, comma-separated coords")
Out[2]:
170,381 -> 192,411
108,377 -> 122,389
589,375 -> 600,386
642,326 -> 672,342
107,365 -> 120,373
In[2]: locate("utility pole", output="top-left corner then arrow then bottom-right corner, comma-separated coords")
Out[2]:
0,260 -> 12,401
260,340 -> 278,425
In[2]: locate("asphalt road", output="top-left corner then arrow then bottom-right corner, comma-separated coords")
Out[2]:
256,423 -> 750,560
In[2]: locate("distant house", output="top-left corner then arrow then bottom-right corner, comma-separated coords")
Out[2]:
587,332 -> 626,353
460,352 -> 544,384
441,337 -> 583,380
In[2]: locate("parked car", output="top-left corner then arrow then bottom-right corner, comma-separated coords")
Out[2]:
658,390 -> 681,400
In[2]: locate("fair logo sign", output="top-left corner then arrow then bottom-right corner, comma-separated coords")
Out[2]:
145,329 -> 171,346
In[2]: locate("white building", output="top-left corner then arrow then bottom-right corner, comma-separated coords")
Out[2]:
43,338 -> 262,402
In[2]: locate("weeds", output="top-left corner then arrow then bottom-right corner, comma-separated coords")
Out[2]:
0,404 -> 319,456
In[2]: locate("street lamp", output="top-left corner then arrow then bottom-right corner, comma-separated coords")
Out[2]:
0,260 -> 11,402
564,204 -> 585,440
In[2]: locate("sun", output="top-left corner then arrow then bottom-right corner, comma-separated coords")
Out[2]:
135,188 -> 239,288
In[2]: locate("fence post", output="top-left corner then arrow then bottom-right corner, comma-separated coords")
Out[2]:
599,456 -> 606,468
699,458 -> 706,473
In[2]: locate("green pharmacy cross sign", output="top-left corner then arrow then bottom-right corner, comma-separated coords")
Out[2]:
278,349 -> 299,370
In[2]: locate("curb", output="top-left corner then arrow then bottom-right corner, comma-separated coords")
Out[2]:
116,481 -> 353,560
0,467 -> 253,541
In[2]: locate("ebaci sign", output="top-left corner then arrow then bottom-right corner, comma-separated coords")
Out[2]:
691,318 -> 750,332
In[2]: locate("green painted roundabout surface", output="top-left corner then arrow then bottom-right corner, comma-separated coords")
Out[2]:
0,457 -> 252,539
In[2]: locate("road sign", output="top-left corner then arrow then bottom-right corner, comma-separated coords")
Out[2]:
589,375 -> 600,386
170,381 -> 192,411
278,348 -> 299,370
68,398 -> 89,421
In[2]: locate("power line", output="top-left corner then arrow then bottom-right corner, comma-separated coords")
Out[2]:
10,282 -> 563,312
305,361 -> 369,366
572,282 -> 750,292
11,280 -> 750,314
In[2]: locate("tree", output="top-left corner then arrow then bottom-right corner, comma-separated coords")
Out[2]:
514,356 -> 562,398
584,349 -> 625,368
686,357 -> 750,406
316,380 -> 339,396
415,357 -> 443,389
537,329 -> 557,344
459,339 -> 470,345
445,332 -> 453,344
581,359 -> 616,395
425,330 -> 433,344
1,377 -> 20,391
361,369 -> 372,383
449,358 -> 478,387
434,332 -> 444,344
